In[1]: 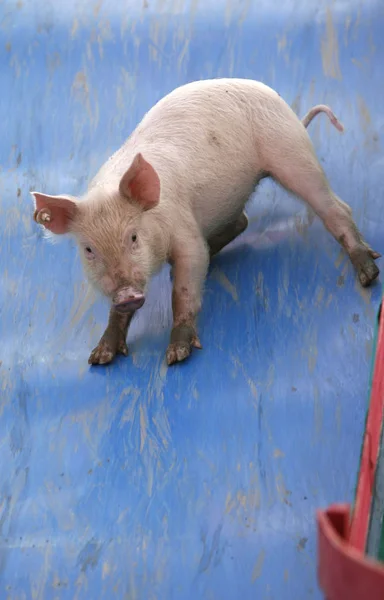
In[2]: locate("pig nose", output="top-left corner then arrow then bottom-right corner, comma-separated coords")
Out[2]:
113,287 -> 145,313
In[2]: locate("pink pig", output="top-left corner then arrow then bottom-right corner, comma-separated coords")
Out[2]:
32,78 -> 380,366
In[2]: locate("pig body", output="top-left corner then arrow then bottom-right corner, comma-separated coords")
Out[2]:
32,78 -> 380,366
88,80 -> 339,239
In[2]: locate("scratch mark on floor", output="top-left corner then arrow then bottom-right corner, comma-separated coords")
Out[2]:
211,267 -> 238,303
251,549 -> 266,582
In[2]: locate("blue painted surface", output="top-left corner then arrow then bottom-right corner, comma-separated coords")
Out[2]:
1,1 -> 383,598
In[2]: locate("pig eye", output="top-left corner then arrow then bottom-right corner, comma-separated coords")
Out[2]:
84,246 -> 95,259
131,234 -> 137,242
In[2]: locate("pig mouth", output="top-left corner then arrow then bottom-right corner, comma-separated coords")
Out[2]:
113,288 -> 145,313
114,298 -> 145,313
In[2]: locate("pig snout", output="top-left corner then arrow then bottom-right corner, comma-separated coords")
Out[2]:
113,287 -> 145,312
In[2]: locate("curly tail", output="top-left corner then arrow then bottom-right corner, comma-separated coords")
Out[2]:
301,104 -> 344,132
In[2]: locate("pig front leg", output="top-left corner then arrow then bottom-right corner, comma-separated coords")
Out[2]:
166,235 -> 209,365
88,307 -> 134,365
168,212 -> 248,284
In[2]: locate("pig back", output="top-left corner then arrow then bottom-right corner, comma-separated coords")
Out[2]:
90,79 -> 288,237
131,79 -> 286,236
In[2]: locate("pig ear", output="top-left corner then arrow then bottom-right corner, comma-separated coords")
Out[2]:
119,153 -> 160,210
31,192 -> 77,235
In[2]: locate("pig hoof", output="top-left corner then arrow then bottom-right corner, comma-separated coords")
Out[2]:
358,262 -> 380,287
88,343 -> 115,365
117,339 -> 129,356
88,338 -> 127,366
166,342 -> 191,365
351,246 -> 380,287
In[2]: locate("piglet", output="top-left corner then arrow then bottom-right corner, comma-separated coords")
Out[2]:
32,78 -> 380,366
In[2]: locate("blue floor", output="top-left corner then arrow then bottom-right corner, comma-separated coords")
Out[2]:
1,1 -> 383,598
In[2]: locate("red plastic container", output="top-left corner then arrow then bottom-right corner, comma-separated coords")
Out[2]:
317,299 -> 384,599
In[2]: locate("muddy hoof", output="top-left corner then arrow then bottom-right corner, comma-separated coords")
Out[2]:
166,341 -> 191,365
166,323 -> 202,365
88,337 -> 128,366
351,246 -> 380,287
358,261 -> 379,287
89,341 -> 116,365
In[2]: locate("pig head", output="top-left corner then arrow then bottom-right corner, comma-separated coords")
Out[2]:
32,153 -> 168,313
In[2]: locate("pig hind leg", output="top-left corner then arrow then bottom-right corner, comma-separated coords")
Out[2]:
208,211 -> 249,257
266,141 -> 380,287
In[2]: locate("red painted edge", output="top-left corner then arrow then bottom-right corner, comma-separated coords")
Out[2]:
349,300 -> 384,551
317,504 -> 384,600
